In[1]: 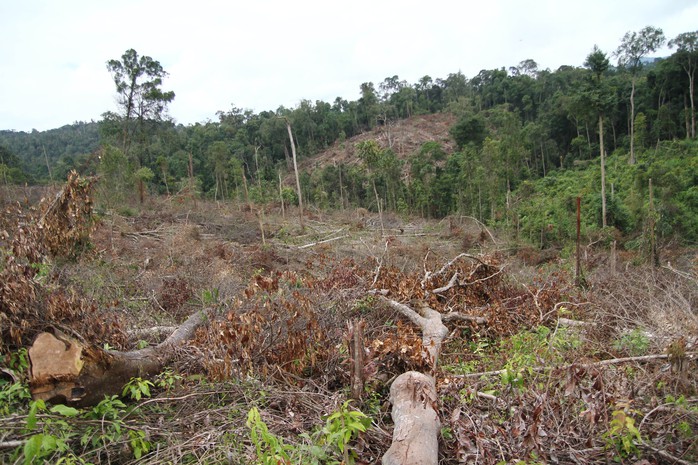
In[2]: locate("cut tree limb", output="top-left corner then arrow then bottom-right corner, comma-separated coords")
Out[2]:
127,326 -> 178,341
375,295 -> 448,368
297,234 -> 348,249
442,312 -> 487,325
382,371 -> 440,465
29,308 -> 211,407
374,295 -> 448,465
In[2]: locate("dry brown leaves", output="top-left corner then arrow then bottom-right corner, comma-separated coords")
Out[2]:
0,171 -> 125,354
199,270 -> 338,382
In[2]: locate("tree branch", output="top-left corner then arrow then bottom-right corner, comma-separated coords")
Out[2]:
297,234 -> 348,249
441,312 -> 488,325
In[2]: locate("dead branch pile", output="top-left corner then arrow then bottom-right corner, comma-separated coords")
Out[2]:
0,172 -> 125,354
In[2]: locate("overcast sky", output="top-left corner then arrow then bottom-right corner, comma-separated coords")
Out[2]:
1,0 -> 696,132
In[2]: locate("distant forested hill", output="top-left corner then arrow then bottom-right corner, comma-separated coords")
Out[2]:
0,121 -> 101,181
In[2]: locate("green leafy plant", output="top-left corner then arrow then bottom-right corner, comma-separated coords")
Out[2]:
122,377 -> 154,401
352,296 -> 375,314
80,396 -> 127,454
247,401 -> 370,465
8,347 -> 30,372
22,433 -> 71,465
30,262 -> 51,282
155,368 -> 183,391
444,359 -> 479,375
128,429 -> 151,459
0,379 -> 31,415
20,400 -> 79,465
55,453 -> 93,465
676,420 -> 693,439
0,348 -> 31,415
500,365 -> 526,390
201,287 -> 219,305
87,395 -> 126,421
246,406 -> 293,465
79,395 -> 149,460
321,400 -> 371,464
613,328 -> 650,356
603,409 -> 643,461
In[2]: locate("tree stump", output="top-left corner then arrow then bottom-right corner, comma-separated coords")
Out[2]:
29,309 -> 209,407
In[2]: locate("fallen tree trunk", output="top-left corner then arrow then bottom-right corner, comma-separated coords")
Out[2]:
376,295 -> 448,465
382,371 -> 440,465
29,309 -> 210,407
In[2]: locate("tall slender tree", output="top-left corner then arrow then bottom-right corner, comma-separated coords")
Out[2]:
106,49 -> 175,160
668,31 -> 698,138
584,46 -> 611,228
356,140 -> 386,235
615,26 -> 665,164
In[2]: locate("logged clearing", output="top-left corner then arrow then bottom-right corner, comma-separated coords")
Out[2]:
1,180 -> 697,465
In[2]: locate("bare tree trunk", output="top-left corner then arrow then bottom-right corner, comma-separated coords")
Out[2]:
685,94 -> 692,139
254,145 -> 262,193
372,179 -> 385,237
241,163 -> 250,209
338,162 -> 346,210
690,71 -> 696,138
42,145 -> 53,182
257,208 -> 266,246
348,320 -> 365,400
162,166 -> 170,196
188,152 -> 197,210
29,309 -> 210,408
610,240 -> 617,276
629,77 -> 636,164
278,170 -> 285,219
382,372 -> 440,465
599,114 -> 607,228
649,178 -> 658,267
285,119 -> 304,232
575,197 -> 582,286
376,296 -> 447,465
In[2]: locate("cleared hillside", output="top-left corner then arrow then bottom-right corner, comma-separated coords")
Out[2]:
298,112 -> 456,174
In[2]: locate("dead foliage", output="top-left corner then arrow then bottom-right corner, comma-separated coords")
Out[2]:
198,270 -> 341,383
438,356 -> 698,464
158,276 -> 193,317
2,186 -> 696,464
0,171 -> 125,354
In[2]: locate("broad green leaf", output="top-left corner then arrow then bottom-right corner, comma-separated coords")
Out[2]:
23,434 -> 43,465
50,405 -> 79,417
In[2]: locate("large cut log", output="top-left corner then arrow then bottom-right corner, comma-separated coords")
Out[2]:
29,309 -> 209,407
382,371 -> 440,465
375,295 -> 449,465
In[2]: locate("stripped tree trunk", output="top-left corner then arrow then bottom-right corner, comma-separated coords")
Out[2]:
348,319 -> 365,400
382,371 -> 440,465
376,295 -> 448,465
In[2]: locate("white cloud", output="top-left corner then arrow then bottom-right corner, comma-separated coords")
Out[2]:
1,0 -> 696,131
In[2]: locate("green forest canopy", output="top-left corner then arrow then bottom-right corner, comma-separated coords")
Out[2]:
1,28 -> 696,248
